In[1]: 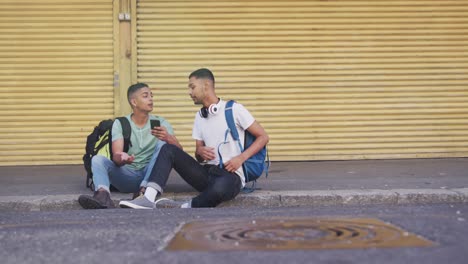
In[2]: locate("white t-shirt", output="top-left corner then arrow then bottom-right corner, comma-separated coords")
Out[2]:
192,100 -> 255,187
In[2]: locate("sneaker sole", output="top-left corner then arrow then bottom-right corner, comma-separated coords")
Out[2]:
78,195 -> 107,209
119,200 -> 154,209
155,198 -> 182,209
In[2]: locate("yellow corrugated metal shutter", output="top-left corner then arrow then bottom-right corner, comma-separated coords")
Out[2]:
0,0 -> 115,165
136,0 -> 468,161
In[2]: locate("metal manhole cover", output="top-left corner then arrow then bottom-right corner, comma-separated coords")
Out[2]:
166,218 -> 433,251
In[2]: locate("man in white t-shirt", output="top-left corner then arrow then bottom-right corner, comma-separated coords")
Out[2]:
120,68 -> 269,209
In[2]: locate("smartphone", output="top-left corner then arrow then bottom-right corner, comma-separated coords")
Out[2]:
150,119 -> 160,129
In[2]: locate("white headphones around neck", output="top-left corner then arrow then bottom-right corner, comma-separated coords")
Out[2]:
199,99 -> 220,118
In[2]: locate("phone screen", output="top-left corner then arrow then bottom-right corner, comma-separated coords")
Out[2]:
150,119 -> 160,129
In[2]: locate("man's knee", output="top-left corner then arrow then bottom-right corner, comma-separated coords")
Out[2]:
211,178 -> 237,200
91,155 -> 112,168
159,143 -> 180,157
161,143 -> 177,152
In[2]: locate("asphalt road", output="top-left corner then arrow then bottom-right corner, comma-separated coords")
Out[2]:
1,204 -> 467,264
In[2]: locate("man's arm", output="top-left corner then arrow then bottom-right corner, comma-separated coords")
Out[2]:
195,140 -> 215,162
195,140 -> 205,162
112,138 -> 135,166
152,126 -> 183,149
223,121 -> 269,173
166,133 -> 183,149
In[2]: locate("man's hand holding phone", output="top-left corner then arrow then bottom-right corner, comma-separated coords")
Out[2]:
150,119 -> 169,141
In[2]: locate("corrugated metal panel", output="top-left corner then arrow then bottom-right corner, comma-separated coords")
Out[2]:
136,0 -> 468,161
0,0 -> 115,165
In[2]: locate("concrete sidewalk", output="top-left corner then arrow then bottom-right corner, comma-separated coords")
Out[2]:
1,159 -> 468,211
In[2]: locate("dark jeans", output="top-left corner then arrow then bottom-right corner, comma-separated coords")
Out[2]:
147,144 -> 242,208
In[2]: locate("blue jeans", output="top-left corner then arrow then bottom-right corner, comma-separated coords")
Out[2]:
92,141 -> 165,193
147,144 -> 242,208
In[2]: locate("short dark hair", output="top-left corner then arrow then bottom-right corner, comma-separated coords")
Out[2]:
127,83 -> 148,104
189,68 -> 215,84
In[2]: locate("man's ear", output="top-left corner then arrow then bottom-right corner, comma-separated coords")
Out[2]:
204,79 -> 212,90
130,98 -> 137,107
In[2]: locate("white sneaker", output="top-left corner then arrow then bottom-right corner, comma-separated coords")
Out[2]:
155,198 -> 185,209
119,195 -> 155,209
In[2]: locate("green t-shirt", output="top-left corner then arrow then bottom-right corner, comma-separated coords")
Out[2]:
112,115 -> 174,170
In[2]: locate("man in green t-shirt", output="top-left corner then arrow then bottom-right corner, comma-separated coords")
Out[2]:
78,83 -> 182,209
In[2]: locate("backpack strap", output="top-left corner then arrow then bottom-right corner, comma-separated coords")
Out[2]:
223,100 -> 250,181
225,100 -> 240,142
116,117 -> 132,152
224,100 -> 244,153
